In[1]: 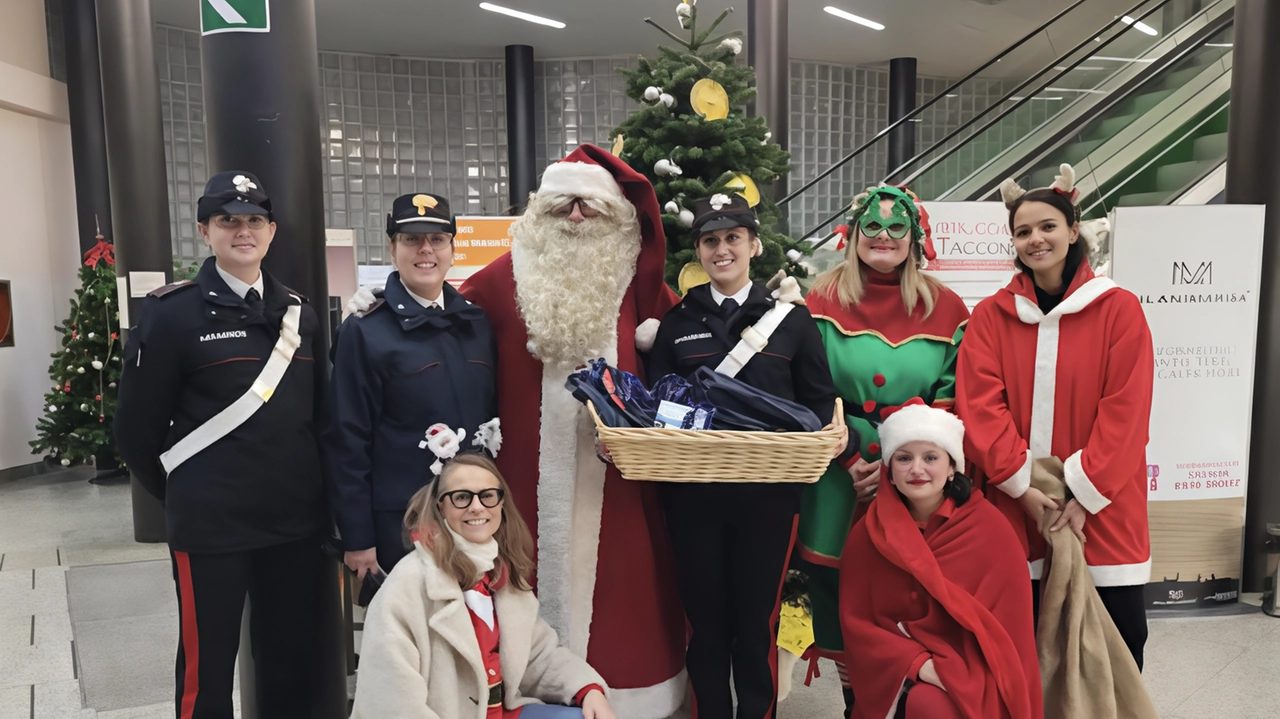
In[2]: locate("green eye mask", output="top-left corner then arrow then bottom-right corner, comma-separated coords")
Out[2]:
857,198 -> 913,240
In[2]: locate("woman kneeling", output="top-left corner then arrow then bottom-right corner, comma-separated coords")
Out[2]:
352,454 -> 615,719
839,403 -> 1041,719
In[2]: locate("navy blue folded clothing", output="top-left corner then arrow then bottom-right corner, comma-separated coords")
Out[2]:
568,359 -> 836,436
690,366 -> 825,433
566,359 -> 657,429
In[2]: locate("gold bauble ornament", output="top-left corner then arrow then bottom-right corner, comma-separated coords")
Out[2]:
678,262 -> 711,295
725,174 -> 761,207
690,78 -> 730,121
611,134 -> 625,157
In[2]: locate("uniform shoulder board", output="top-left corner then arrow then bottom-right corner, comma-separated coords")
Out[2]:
363,298 -> 387,315
280,285 -> 310,303
147,280 -> 196,299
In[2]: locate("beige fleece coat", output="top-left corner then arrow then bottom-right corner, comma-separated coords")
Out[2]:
1032,458 -> 1158,719
351,543 -> 607,719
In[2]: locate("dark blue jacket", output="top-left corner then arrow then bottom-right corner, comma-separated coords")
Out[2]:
323,275 -> 497,551
114,257 -> 327,553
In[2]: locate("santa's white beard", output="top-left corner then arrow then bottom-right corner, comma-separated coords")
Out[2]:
511,194 -> 642,368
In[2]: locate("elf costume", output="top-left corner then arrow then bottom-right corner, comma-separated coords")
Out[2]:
796,187 -> 970,664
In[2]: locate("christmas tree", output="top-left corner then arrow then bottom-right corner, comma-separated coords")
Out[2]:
30,232 -> 124,471
611,0 -> 801,291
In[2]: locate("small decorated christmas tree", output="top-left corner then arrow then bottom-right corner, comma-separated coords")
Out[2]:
30,231 -> 124,471
611,0 -> 801,291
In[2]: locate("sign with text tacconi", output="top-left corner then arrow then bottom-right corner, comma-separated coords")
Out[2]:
201,0 -> 270,36
1111,204 -> 1265,609
921,202 -> 1017,309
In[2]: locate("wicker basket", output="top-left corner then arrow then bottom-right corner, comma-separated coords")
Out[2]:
587,398 -> 845,484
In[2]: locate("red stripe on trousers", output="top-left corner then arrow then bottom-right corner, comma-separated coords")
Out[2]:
174,551 -> 200,719
763,514 -> 800,719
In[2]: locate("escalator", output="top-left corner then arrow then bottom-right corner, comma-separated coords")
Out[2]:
782,0 -> 1236,247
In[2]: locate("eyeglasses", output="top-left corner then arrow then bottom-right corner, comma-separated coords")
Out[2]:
438,488 -> 505,509
212,215 -> 270,230
396,233 -> 453,250
550,198 -> 601,218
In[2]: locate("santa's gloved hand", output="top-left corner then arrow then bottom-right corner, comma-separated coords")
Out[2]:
346,286 -> 383,317
635,318 -> 660,352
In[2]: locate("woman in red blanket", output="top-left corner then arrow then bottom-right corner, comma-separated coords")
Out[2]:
839,402 -> 1041,719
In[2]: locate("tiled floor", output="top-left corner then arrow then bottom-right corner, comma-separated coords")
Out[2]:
1,467 -> 1278,718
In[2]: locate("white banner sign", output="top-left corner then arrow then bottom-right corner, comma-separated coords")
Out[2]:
921,202 -> 1016,309
1110,205 -> 1265,502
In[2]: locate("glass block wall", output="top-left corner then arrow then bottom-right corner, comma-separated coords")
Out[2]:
92,21 -> 1015,264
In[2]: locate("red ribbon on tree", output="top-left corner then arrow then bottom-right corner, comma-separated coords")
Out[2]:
83,240 -> 116,269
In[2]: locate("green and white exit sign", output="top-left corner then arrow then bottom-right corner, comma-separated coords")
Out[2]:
201,0 -> 270,35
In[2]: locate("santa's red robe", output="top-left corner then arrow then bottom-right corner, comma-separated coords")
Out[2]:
840,472 -> 1042,719
956,263 -> 1154,586
461,252 -> 686,717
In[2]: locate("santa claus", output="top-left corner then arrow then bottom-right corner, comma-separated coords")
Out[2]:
460,145 -> 687,717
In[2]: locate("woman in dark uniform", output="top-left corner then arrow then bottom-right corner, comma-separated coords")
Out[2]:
647,194 -> 844,719
325,193 -> 498,581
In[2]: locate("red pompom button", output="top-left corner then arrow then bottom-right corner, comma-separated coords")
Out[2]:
873,373 -> 886,387
868,442 -> 881,455
862,399 -> 876,414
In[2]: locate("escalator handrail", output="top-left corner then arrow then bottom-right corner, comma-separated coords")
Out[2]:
776,0 -> 1092,207
1080,98 -> 1231,216
792,0 -> 1206,243
992,12 -> 1234,207
891,0 -> 1226,191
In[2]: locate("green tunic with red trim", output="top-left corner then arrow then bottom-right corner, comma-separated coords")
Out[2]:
797,269 -> 969,655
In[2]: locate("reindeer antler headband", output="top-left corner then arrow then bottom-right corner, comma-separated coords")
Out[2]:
999,163 -> 1109,253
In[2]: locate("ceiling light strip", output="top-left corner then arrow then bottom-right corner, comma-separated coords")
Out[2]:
478,2 -> 566,29
823,6 -> 884,31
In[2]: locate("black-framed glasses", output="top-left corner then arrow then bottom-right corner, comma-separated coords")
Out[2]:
438,488 -> 505,509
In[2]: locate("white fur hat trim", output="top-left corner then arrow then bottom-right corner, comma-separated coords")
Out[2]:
877,404 -> 966,471
538,161 -> 626,202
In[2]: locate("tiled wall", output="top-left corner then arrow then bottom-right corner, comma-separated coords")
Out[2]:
786,65 -> 1015,238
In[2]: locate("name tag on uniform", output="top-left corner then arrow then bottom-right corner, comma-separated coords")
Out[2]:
675,332 -> 712,345
200,330 -> 248,342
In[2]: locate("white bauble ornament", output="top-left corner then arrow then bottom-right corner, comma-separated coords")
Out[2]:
659,93 -> 675,108
676,3 -> 692,19
720,37 -> 744,55
109,382 -> 117,388
104,297 -> 111,304
48,405 -> 57,412
87,332 -> 95,339
77,367 -> 86,374
61,458 -> 71,467
80,404 -> 89,411
678,209 -> 695,227
92,360 -> 103,370
787,249 -> 803,263
644,86 -> 662,102
664,201 -> 680,214
66,365 -> 74,371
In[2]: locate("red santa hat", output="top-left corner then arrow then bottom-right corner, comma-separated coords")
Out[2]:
877,400 -> 966,470
536,144 -> 672,327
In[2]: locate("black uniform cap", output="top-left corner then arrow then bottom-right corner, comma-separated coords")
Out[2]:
386,193 -> 456,238
197,171 -> 272,223
690,194 -> 758,237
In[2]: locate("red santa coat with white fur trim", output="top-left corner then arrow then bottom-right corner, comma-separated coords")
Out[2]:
957,262 -> 1154,586
460,145 -> 686,719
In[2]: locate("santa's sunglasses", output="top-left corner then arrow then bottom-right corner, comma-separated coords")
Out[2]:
550,197 -> 602,218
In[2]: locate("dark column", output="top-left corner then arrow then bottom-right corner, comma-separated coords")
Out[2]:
748,0 -> 789,204
505,45 -> 536,212
201,3 -> 328,313
1227,0 -> 1280,593
887,57 -> 918,180
200,6 -> 346,717
96,0 -> 172,544
63,0 -> 112,255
